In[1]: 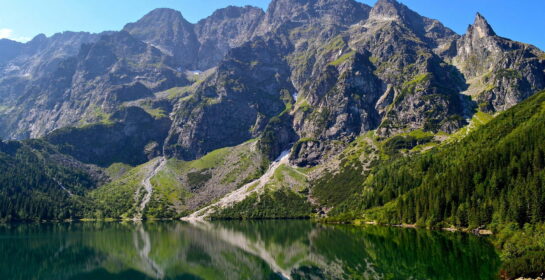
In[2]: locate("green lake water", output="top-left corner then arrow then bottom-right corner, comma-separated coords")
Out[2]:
0,220 -> 501,279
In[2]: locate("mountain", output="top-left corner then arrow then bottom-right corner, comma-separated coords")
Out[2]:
0,31 -> 186,139
0,0 -> 544,277
123,8 -> 200,69
0,0 -> 543,220
0,0 -> 544,215
0,31 -> 105,138
1,0 -> 543,146
451,13 -> 545,112
0,7 -> 263,140
124,6 -> 264,70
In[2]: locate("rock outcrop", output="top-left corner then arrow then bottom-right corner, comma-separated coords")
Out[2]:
452,13 -> 545,112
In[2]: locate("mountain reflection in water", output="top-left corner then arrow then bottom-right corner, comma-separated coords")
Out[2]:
0,220 -> 500,280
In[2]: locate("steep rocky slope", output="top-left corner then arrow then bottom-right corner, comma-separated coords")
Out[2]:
0,7 -> 264,139
0,39 -> 23,65
195,6 -> 265,69
0,31 -> 187,139
451,13 -> 545,112
1,0 -> 543,155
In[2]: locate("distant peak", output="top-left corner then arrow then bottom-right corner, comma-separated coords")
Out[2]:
26,33 -> 48,45
147,8 -> 181,16
33,33 -> 48,40
370,0 -> 405,20
470,12 -> 496,38
139,8 -> 188,23
124,7 -> 192,34
374,0 -> 402,8
209,5 -> 263,19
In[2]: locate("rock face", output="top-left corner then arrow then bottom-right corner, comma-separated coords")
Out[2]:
45,106 -> 171,167
0,31 -> 187,139
0,0 -> 544,167
123,8 -> 200,68
195,6 -> 264,69
164,36 -> 293,160
256,0 -> 370,35
124,6 -> 264,70
452,13 -> 545,112
0,7 -> 263,140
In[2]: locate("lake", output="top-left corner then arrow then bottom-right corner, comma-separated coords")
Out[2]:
0,220 -> 501,279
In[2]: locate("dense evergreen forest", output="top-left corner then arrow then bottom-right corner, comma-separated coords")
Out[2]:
211,188 -> 312,220
0,140 -> 97,222
332,90 -> 545,227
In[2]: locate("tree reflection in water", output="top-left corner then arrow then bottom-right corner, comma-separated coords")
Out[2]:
0,220 -> 500,279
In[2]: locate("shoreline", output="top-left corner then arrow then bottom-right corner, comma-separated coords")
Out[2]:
322,218 -> 496,236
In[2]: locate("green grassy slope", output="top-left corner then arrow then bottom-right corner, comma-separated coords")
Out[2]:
89,140 -> 265,220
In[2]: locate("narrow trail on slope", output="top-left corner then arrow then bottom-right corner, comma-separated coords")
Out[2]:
52,178 -> 74,197
136,157 -> 166,220
183,149 -> 291,221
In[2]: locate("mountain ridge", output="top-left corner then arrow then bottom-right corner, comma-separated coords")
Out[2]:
0,0 -> 543,143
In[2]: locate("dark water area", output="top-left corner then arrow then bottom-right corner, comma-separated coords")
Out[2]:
0,220 -> 501,279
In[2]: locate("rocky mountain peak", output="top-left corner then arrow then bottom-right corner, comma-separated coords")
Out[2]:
123,8 -> 194,38
195,5 -> 264,69
123,7 -> 198,67
469,12 -> 496,38
23,33 -> 48,50
29,33 -> 48,43
207,5 -> 263,19
370,0 -> 404,21
135,8 -> 187,23
257,0 -> 370,35
261,0 -> 311,27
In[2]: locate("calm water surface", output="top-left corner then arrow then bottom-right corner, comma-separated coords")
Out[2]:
0,220 -> 500,280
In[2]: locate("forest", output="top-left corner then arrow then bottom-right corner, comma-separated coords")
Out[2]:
323,90 -> 545,278
0,140 -> 96,222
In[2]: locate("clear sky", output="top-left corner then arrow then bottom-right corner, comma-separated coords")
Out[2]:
0,0 -> 543,50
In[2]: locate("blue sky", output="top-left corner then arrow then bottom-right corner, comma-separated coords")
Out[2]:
0,0 -> 543,50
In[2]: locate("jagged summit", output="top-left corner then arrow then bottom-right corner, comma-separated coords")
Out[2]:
123,7 -> 198,67
194,5 -> 264,69
257,0 -> 370,35
206,5 -> 263,19
370,0 -> 405,20
123,8 -> 192,35
469,12 -> 496,38
136,8 -> 186,21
